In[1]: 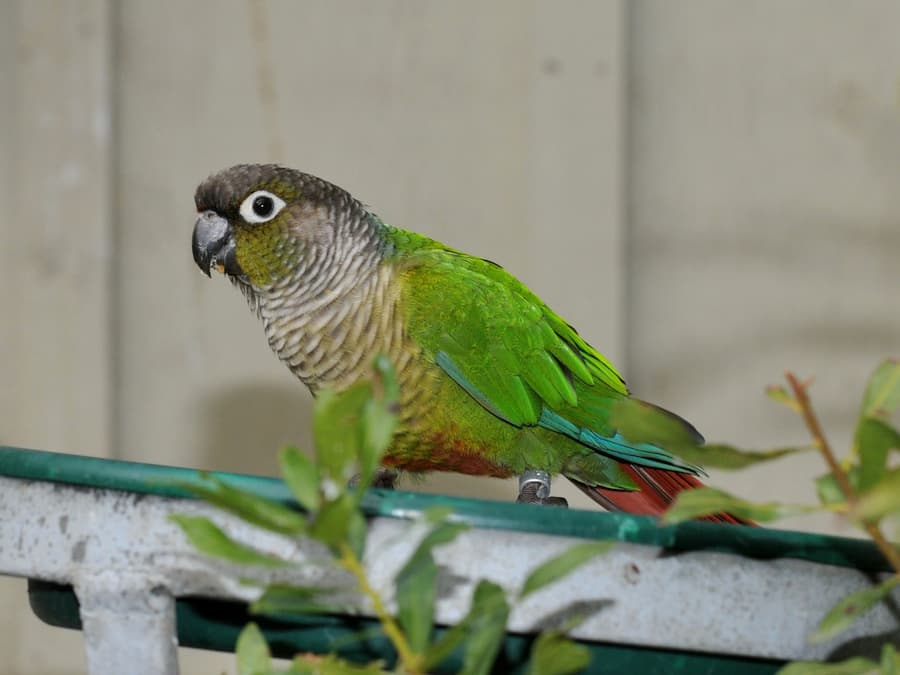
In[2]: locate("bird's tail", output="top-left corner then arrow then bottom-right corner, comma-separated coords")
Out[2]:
572,466 -> 752,526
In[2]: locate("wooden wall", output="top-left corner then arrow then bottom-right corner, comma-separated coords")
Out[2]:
0,1 -> 897,671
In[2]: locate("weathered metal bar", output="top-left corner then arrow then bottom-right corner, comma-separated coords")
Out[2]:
0,465 -> 897,671
74,571 -> 179,675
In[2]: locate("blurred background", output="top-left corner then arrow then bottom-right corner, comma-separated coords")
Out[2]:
1,1 -> 898,672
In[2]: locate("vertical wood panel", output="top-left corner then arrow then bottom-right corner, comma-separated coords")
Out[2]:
0,2 -> 112,673
3,1 -> 897,672
0,6 -> 17,669
629,0 -> 900,532
0,1 -> 112,458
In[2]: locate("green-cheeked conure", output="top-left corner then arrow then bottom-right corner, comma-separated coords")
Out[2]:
191,164 -> 741,523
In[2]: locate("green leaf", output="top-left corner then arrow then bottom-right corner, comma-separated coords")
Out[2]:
460,581 -> 510,675
424,619 -> 473,671
856,469 -> 900,522
182,477 -> 307,536
290,653 -> 387,675
608,397 -> 702,449
860,359 -> 900,420
423,505 -> 455,524
520,542 -> 612,599
358,397 -> 397,489
280,446 -> 320,513
662,488 -> 815,525
169,514 -> 290,567
354,356 -> 398,490
372,353 -> 400,404
395,551 -> 438,654
367,357 -> 399,438
766,385 -> 801,412
313,382 -> 371,486
415,521 -> 471,555
422,611 -> 474,673
250,583 -> 344,617
776,658 -> 879,675
857,418 -> 900,494
236,623 -> 271,675
883,644 -> 900,675
672,443 -> 810,470
810,576 -> 900,644
307,358 -> 398,502
815,467 -> 858,508
345,508 -> 368,560
527,631 -> 591,675
395,522 -> 470,653
399,520 -> 470,582
311,493 -> 360,552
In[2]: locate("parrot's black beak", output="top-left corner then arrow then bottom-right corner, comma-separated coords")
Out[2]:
192,211 -> 241,277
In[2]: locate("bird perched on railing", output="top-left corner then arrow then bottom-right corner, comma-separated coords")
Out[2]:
191,164 -> 742,523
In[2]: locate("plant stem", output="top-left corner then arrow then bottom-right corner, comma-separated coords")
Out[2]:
785,372 -> 900,573
785,373 -> 854,498
865,526 -> 900,574
338,542 -> 421,673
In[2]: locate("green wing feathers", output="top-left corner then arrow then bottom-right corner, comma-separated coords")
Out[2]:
397,245 -> 626,421
395,239 -> 702,477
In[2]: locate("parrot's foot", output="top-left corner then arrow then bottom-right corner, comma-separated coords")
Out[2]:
349,467 -> 399,490
516,470 -> 568,508
371,467 -> 399,489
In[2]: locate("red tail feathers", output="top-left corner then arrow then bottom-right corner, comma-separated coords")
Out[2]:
574,466 -> 752,526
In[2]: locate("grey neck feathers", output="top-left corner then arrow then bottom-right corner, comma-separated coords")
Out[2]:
242,207 -> 400,392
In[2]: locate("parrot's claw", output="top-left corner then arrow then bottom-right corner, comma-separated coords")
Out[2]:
349,467 -> 399,490
539,495 -> 569,507
516,491 -> 569,507
371,467 -> 399,489
516,470 -> 568,508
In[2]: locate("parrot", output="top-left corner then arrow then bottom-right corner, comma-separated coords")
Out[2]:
191,164 -> 742,523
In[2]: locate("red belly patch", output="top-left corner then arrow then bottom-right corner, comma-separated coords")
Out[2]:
382,434 -> 512,478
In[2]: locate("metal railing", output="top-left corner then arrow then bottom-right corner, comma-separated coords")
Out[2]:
1,446 -> 896,674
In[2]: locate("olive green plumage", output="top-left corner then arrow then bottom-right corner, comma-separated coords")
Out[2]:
191,164 -> 705,500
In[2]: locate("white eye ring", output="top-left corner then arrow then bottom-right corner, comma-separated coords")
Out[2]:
239,190 -> 286,224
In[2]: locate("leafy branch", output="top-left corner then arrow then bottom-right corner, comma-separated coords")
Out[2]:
171,354 -> 900,673
665,358 -> 900,674
172,355 -> 605,675
336,541 -> 420,671
784,372 -> 900,575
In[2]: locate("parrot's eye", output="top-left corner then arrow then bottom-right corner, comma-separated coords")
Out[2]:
239,190 -> 286,224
